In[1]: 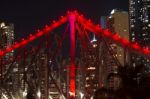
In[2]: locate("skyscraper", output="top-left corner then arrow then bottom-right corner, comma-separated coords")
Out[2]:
100,9 -> 129,90
0,22 -> 14,60
0,22 -> 14,98
0,22 -> 14,73
81,35 -> 100,99
108,9 -> 129,66
129,0 -> 150,72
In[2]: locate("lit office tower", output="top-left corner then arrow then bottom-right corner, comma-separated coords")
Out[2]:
100,9 -> 129,89
107,9 -> 129,66
108,9 -> 129,89
82,35 -> 100,99
0,22 -> 14,73
0,22 -> 14,59
0,22 -> 14,98
129,0 -> 150,72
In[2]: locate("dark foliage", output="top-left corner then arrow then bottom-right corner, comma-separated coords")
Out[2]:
94,65 -> 150,99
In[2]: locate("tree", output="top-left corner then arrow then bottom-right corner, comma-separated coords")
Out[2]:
107,64 -> 150,99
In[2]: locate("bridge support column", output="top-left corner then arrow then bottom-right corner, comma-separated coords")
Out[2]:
69,13 -> 76,99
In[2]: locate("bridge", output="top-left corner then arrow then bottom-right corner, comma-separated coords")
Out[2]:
0,11 -> 150,99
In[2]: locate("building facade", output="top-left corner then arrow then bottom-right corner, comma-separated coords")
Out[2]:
100,9 -> 129,90
108,9 -> 129,66
0,22 -> 14,77
0,22 -> 14,60
0,22 -> 14,99
129,0 -> 150,72
81,36 -> 100,99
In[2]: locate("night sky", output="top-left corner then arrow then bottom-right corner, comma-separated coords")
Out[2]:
0,0 -> 128,39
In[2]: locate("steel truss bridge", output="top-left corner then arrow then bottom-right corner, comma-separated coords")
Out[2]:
0,11 -> 150,99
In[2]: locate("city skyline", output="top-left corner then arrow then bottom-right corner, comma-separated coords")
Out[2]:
1,1 -> 150,99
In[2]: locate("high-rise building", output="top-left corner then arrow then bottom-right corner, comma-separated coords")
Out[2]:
0,22 -> 14,98
81,35 -> 100,98
0,22 -> 14,75
129,0 -> 150,72
0,22 -> 14,60
100,9 -> 129,90
108,9 -> 129,66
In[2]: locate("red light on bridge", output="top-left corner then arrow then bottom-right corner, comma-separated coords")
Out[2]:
77,15 -> 84,23
112,34 -> 120,41
53,22 -> 60,29
95,24 -> 101,31
36,31 -> 44,37
88,19 -> 91,23
0,50 -> 4,56
132,43 -> 140,50
121,39 -> 129,46
13,42 -> 20,49
28,35 -> 36,41
86,21 -> 92,27
20,39 -> 28,46
142,48 -> 150,54
5,47 -> 13,52
103,29 -> 111,37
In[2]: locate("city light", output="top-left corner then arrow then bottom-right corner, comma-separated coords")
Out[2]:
91,35 -> 97,43
0,8 -> 150,99
49,95 -> 53,99
80,92 -> 84,99
92,44 -> 97,48
37,90 -> 41,99
2,93 -> 8,99
69,91 -> 75,97
90,96 -> 93,99
23,91 -> 27,97
0,11 -> 150,59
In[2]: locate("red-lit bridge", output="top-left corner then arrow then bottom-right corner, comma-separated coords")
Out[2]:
0,11 -> 150,99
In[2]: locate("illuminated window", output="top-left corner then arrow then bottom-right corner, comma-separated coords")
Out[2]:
87,67 -> 96,70
86,77 -> 89,80
132,33 -> 135,36
131,25 -> 134,27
